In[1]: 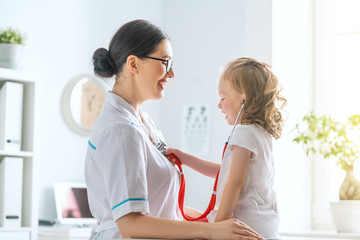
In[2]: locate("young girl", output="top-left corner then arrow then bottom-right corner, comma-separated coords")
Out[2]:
166,57 -> 287,239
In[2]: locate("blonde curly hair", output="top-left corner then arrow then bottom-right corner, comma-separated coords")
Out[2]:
221,57 -> 287,139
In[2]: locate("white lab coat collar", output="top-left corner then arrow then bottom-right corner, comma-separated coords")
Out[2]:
105,91 -> 161,144
106,91 -> 143,126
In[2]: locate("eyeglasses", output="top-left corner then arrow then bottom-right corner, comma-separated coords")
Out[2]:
142,56 -> 174,73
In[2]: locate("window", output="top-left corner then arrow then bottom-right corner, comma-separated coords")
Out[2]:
312,0 -> 360,229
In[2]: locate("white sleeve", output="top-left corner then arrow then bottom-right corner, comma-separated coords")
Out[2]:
228,125 -> 259,159
96,124 -> 149,221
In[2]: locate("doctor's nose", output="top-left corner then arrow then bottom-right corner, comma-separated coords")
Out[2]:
217,101 -> 221,109
166,67 -> 175,78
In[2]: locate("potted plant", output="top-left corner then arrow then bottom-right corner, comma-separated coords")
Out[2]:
0,27 -> 25,69
293,112 -> 360,232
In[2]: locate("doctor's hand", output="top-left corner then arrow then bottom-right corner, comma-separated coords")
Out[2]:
208,218 -> 264,240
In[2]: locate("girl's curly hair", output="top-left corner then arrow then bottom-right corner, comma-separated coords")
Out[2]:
222,57 -> 287,139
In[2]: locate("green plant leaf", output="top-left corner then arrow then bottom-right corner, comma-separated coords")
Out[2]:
0,27 -> 25,44
292,113 -> 360,170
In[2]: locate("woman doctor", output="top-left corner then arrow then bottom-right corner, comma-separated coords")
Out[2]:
85,19 -> 263,240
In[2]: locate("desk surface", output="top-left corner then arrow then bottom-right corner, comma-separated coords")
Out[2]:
280,238 -> 358,240
38,227 -> 360,240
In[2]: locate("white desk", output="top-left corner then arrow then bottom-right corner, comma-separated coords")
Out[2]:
281,238 -> 359,240
281,230 -> 360,240
38,226 -> 92,240
38,227 -> 360,240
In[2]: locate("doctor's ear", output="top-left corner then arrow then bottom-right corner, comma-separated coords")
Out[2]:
126,55 -> 139,74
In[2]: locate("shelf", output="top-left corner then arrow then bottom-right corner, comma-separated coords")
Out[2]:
0,68 -> 37,240
0,227 -> 31,232
0,68 -> 37,83
0,150 -> 33,157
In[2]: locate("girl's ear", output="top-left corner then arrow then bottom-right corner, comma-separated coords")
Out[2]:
240,94 -> 246,104
126,55 -> 139,74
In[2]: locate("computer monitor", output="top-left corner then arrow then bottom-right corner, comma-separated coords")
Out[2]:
53,182 -> 96,225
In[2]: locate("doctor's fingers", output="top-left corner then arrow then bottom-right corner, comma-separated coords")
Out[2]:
232,228 -> 263,240
230,220 -> 263,240
236,221 -> 263,239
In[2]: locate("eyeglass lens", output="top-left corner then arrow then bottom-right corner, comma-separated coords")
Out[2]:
167,60 -> 174,72
142,56 -> 173,72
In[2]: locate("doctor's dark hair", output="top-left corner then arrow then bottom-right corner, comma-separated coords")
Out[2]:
92,19 -> 169,78
222,57 -> 287,139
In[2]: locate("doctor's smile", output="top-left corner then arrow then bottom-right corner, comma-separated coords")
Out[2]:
158,79 -> 167,90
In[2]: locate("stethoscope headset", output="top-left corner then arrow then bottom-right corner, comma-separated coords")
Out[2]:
155,100 -> 245,221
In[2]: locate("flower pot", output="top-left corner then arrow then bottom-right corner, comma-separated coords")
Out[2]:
329,200 -> 360,233
0,43 -> 24,69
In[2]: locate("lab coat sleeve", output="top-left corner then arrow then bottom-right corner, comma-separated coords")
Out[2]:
96,123 -> 149,221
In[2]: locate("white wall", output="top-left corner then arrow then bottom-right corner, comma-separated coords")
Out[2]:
1,0 -> 313,232
272,0 -> 313,232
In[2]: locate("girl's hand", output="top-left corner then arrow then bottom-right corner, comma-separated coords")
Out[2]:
166,147 -> 186,165
207,218 -> 264,240
166,148 -> 219,178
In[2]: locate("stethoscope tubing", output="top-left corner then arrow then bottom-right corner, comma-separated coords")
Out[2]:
227,102 -> 245,144
171,102 -> 245,221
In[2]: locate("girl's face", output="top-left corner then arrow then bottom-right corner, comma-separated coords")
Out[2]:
217,77 -> 245,125
137,39 -> 174,101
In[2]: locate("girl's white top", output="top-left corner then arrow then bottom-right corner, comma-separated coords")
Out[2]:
207,124 -> 279,239
84,92 -> 182,240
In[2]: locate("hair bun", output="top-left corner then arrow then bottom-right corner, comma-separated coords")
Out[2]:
92,48 -> 116,78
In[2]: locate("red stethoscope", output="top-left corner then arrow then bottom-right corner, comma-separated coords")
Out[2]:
155,102 -> 245,221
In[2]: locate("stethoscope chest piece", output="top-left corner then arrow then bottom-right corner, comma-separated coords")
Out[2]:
153,139 -> 168,156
